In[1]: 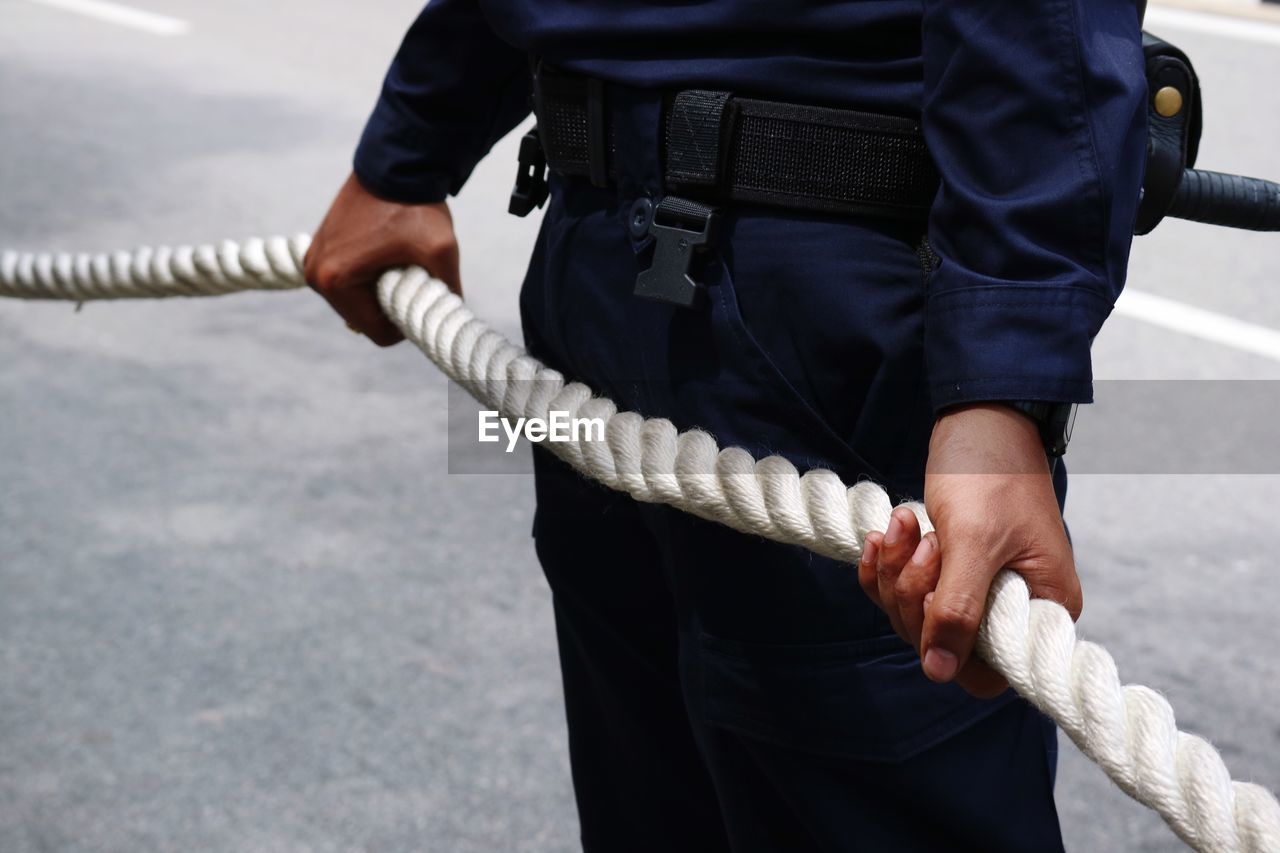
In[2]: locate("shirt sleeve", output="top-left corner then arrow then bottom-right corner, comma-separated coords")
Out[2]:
352,0 -> 532,204
920,0 -> 1148,410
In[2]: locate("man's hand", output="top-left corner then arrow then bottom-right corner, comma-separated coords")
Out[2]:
304,172 -> 462,346
856,403 -> 1083,698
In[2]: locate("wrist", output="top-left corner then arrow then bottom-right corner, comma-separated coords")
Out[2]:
998,400 -> 1077,459
929,403 -> 1049,476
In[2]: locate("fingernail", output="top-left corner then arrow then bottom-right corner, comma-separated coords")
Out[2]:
884,515 -> 903,547
910,536 -> 934,565
861,538 -> 879,566
924,647 -> 959,682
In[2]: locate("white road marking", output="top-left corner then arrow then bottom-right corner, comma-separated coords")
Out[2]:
1146,6 -> 1280,46
19,0 -> 189,36
1115,288 -> 1280,362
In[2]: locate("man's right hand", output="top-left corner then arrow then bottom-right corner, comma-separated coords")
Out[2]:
304,172 -> 462,347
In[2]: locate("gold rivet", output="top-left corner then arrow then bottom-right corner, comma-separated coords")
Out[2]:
1154,86 -> 1184,118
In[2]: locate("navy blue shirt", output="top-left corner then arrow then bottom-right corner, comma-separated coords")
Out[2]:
354,0 -> 1148,410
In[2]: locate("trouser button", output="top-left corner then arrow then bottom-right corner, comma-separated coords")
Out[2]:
628,196 -> 654,240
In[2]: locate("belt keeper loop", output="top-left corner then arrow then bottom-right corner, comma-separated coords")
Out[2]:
531,59 -> 551,152
586,78 -> 609,188
664,89 -> 734,191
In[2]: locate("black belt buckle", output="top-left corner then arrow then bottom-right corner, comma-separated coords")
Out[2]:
509,128 -> 550,217
634,196 -> 719,309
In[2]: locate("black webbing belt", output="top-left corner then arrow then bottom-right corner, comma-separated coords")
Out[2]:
523,69 -> 938,220
509,67 -> 940,308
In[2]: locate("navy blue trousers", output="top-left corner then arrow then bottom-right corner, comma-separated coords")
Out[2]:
518,89 -> 1065,853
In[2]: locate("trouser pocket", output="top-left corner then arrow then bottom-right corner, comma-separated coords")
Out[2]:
709,209 -> 935,493
699,631 -> 1012,762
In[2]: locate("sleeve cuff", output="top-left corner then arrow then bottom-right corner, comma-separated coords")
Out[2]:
352,149 -> 451,205
924,283 -> 1111,412
351,95 -> 462,205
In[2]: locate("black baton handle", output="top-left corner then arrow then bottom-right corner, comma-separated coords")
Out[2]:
1164,168 -> 1280,232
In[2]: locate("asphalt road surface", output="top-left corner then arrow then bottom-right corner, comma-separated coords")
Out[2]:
2,1 -> 1279,851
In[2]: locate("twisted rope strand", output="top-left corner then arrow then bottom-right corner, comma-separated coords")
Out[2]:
2,238 -> 1277,852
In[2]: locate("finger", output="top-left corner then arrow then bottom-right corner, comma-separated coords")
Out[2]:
412,237 -> 462,295
309,232 -> 424,296
880,506 -> 920,565
876,507 -> 921,643
350,233 -> 458,336
320,283 -> 404,346
1023,549 -> 1085,623
922,590 -> 1009,697
302,242 -> 320,284
920,538 -> 996,685
399,230 -> 462,296
857,533 -> 884,609
954,660 -> 1010,699
894,532 -> 940,651
321,282 -> 398,339
305,244 -> 366,294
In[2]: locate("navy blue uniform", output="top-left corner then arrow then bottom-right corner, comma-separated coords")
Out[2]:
355,2 -> 1148,850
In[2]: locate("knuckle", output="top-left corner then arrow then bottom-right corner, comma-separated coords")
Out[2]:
311,259 -> 344,290
941,514 -> 987,544
419,227 -> 455,247
1030,567 -> 1084,620
422,232 -> 458,256
856,565 -> 876,596
1066,578 -> 1084,620
933,597 -> 982,635
894,572 -> 927,601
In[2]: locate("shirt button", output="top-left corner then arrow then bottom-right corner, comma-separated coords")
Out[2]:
628,197 -> 654,239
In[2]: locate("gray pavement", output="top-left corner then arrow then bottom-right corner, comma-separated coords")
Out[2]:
1,2 -> 1278,851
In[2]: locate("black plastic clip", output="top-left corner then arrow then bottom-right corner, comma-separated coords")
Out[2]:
634,196 -> 720,309
509,128 -> 550,217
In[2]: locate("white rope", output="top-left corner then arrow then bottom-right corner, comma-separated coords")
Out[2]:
2,237 -> 1278,852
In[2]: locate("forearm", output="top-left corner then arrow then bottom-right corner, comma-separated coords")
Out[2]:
920,0 -> 1147,410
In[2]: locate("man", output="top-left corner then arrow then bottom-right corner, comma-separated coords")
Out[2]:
304,1 -> 1147,849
